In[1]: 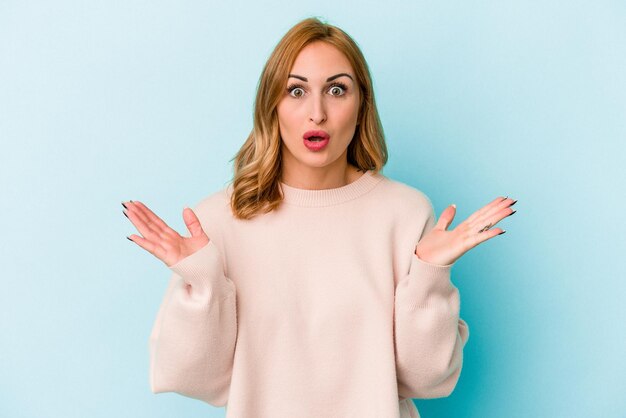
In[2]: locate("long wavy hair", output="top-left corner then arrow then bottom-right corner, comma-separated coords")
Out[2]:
228,17 -> 388,220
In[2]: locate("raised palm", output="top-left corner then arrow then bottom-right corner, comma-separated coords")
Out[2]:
122,201 -> 209,267
415,196 -> 517,266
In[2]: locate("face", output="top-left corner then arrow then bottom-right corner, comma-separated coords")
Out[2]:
276,41 -> 361,177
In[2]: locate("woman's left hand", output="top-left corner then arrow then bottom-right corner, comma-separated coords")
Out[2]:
414,196 -> 517,266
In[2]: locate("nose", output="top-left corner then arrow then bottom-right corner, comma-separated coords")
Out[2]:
309,93 -> 327,125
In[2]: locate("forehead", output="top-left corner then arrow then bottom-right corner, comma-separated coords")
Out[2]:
290,41 -> 353,76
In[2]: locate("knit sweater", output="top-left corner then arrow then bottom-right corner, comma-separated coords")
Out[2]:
148,169 -> 470,418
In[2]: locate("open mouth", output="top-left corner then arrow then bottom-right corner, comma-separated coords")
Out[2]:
303,130 -> 330,141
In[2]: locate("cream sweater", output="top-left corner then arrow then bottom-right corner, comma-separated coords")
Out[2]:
148,169 -> 470,418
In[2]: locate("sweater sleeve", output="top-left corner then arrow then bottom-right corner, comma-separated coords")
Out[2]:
394,204 -> 470,399
148,239 -> 237,406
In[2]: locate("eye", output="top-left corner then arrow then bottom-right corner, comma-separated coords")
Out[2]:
287,83 -> 305,98
286,81 -> 349,98
328,82 -> 348,96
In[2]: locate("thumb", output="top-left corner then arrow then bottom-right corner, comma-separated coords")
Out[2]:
436,204 -> 456,231
182,207 -> 206,238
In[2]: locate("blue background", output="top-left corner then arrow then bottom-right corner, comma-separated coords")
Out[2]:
1,1 -> 624,417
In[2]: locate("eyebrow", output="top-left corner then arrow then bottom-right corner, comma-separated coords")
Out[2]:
288,73 -> 354,82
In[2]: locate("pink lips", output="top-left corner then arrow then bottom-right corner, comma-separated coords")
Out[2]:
303,130 -> 330,140
302,130 -> 330,151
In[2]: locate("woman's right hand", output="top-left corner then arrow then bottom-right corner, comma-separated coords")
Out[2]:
122,200 -> 209,267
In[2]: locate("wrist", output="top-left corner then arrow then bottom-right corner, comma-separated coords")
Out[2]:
414,248 -> 455,267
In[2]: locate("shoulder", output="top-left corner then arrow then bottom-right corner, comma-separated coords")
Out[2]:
192,185 -> 232,220
375,173 -> 435,219
188,184 -> 233,240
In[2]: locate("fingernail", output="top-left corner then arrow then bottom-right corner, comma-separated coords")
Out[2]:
511,199 -> 517,207
121,202 -> 127,209
126,236 -> 132,241
123,210 -> 128,219
499,230 -> 506,235
510,209 -> 516,216
451,203 -> 456,208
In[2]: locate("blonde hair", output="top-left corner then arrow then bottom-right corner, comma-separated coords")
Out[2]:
228,16 -> 388,220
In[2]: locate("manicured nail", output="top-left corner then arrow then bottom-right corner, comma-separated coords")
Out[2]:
123,210 -> 128,219
121,202 -> 127,209
498,230 -> 506,235
510,209 -> 516,216
511,199 -> 517,206
126,236 -> 132,241
451,203 -> 456,208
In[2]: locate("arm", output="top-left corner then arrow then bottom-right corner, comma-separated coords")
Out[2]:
394,205 -> 470,399
149,239 -> 237,406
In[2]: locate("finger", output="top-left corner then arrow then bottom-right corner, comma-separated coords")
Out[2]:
127,201 -> 178,241
127,233 -> 168,261
183,207 -> 207,238
470,204 -> 516,234
478,197 -> 515,223
470,227 -> 506,247
478,207 -> 517,233
130,201 -> 175,235
465,196 -> 508,225
124,206 -> 166,242
435,204 -> 456,231
124,202 -> 158,233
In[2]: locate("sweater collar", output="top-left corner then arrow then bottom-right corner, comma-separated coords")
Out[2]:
279,169 -> 384,207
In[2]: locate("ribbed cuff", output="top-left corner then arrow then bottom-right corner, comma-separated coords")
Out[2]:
411,253 -> 454,279
399,254 -> 458,310
168,240 -> 227,290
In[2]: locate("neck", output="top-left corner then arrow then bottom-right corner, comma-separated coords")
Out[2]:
280,161 -> 361,190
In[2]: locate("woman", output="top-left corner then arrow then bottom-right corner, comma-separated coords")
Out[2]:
123,17 -> 516,418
